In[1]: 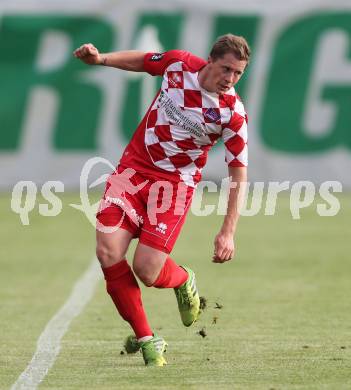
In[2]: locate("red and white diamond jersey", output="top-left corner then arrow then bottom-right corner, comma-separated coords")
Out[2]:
120,50 -> 248,187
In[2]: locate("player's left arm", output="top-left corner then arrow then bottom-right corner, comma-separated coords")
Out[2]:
213,166 -> 247,263
213,102 -> 248,264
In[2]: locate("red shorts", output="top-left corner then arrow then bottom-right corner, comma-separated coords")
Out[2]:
96,166 -> 194,254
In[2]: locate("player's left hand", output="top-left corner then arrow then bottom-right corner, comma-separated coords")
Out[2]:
212,231 -> 235,263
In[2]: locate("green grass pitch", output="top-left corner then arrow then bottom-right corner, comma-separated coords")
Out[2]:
1,192 -> 351,389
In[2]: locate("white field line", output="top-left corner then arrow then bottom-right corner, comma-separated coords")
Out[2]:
11,258 -> 102,390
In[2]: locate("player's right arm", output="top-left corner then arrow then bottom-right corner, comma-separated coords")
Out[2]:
74,45 -> 202,75
73,43 -> 146,72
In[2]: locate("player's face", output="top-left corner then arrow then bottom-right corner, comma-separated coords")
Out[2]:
207,53 -> 247,94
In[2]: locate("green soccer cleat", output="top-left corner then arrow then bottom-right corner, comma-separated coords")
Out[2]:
124,335 -> 140,354
174,266 -> 200,327
139,335 -> 168,366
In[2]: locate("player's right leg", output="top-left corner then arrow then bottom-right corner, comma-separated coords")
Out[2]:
96,168 -> 169,366
95,222 -> 154,346
96,224 -> 132,268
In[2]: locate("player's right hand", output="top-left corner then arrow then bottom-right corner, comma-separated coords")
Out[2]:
73,43 -> 102,65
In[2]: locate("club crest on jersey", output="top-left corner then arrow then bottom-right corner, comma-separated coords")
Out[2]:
150,53 -> 164,61
204,108 -> 221,123
168,72 -> 183,88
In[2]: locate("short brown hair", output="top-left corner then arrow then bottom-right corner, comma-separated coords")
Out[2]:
210,34 -> 251,63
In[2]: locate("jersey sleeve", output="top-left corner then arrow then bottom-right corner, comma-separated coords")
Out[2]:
221,100 -> 248,168
143,50 -> 206,76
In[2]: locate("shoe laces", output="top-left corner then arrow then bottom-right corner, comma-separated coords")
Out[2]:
142,337 -> 164,354
176,285 -> 191,306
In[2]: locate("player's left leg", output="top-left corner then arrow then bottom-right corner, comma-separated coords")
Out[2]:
132,243 -> 185,287
134,179 -> 200,327
133,243 -> 200,327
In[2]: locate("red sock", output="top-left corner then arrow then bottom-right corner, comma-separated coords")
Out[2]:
152,257 -> 188,288
102,260 -> 152,339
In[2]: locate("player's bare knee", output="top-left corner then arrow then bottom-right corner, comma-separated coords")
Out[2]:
95,245 -> 110,265
136,272 -> 155,287
96,244 -> 122,268
132,259 -> 155,287
140,275 -> 155,287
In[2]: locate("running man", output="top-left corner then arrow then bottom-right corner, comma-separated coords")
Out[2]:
74,34 -> 250,366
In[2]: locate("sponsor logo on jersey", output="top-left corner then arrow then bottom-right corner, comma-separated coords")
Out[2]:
150,53 -> 164,61
158,90 -> 205,137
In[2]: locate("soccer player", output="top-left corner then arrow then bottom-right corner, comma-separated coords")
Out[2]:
73,34 -> 250,366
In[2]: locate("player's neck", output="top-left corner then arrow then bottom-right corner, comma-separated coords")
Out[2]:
198,65 -> 216,94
